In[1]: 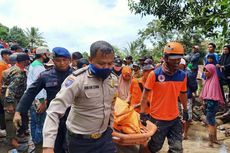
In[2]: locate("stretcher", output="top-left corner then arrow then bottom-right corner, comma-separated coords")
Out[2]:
112,120 -> 157,146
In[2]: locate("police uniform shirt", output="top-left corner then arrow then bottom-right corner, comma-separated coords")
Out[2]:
43,66 -> 118,148
16,67 -> 73,114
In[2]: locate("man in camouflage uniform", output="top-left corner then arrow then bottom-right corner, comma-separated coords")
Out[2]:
4,53 -> 30,152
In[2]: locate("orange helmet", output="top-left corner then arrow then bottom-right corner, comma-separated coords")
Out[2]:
163,42 -> 184,59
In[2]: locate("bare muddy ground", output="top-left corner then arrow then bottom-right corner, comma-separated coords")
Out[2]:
160,121 -> 230,153
1,119 -> 229,153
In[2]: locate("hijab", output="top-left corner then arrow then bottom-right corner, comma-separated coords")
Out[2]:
200,64 -> 224,104
118,66 -> 132,101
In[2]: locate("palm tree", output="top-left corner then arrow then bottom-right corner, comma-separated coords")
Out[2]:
124,42 -> 139,61
24,27 -> 46,49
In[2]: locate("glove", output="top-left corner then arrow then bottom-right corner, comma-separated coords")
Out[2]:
182,110 -> 189,121
13,112 -> 22,129
140,113 -> 150,126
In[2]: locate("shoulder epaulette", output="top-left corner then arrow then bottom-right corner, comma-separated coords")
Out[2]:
72,66 -> 88,77
111,71 -> 118,78
44,67 -> 53,72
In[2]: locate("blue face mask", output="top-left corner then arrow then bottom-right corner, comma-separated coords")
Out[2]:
89,64 -> 112,80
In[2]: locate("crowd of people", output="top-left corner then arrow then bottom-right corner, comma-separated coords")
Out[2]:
0,40 -> 229,153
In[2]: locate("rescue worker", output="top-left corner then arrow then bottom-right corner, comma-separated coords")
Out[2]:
130,63 -> 154,113
42,40 -> 118,153
13,47 -> 72,153
140,42 -> 188,153
132,62 -> 142,78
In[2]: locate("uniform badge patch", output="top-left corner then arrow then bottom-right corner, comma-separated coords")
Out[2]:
110,80 -> 114,88
158,74 -> 165,82
65,77 -> 74,87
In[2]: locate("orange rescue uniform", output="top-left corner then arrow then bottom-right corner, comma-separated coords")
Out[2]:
130,77 -> 150,113
0,61 -> 10,94
145,68 -> 187,120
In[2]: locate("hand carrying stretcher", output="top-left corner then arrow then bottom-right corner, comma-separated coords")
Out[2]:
112,97 -> 157,145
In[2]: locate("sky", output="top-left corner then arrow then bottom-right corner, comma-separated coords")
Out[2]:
0,0 -> 152,53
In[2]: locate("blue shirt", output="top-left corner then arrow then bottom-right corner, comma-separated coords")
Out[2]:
16,67 -> 73,114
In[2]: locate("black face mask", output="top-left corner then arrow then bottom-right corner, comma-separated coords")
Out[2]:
44,55 -> 50,63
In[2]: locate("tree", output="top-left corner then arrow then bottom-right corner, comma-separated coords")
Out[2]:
124,42 -> 139,61
82,51 -> 89,58
136,19 -> 205,52
24,27 -> 46,49
0,23 -> 9,41
8,26 -> 28,47
113,45 -> 126,59
128,0 -> 230,41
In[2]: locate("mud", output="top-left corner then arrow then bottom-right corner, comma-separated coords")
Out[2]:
160,121 -> 230,153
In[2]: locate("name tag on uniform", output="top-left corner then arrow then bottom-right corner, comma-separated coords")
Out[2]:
84,85 -> 99,90
46,81 -> 58,87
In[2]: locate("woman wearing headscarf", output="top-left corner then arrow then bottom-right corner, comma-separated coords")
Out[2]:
118,66 -> 132,102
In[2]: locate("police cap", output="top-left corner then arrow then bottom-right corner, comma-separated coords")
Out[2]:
114,58 -> 122,67
52,47 -> 71,58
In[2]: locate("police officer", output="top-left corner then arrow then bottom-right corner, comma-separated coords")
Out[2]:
13,47 -> 73,153
42,40 -> 118,153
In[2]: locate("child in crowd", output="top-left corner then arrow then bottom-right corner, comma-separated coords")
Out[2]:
206,54 -> 218,65
200,64 -> 224,147
202,54 -> 220,80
